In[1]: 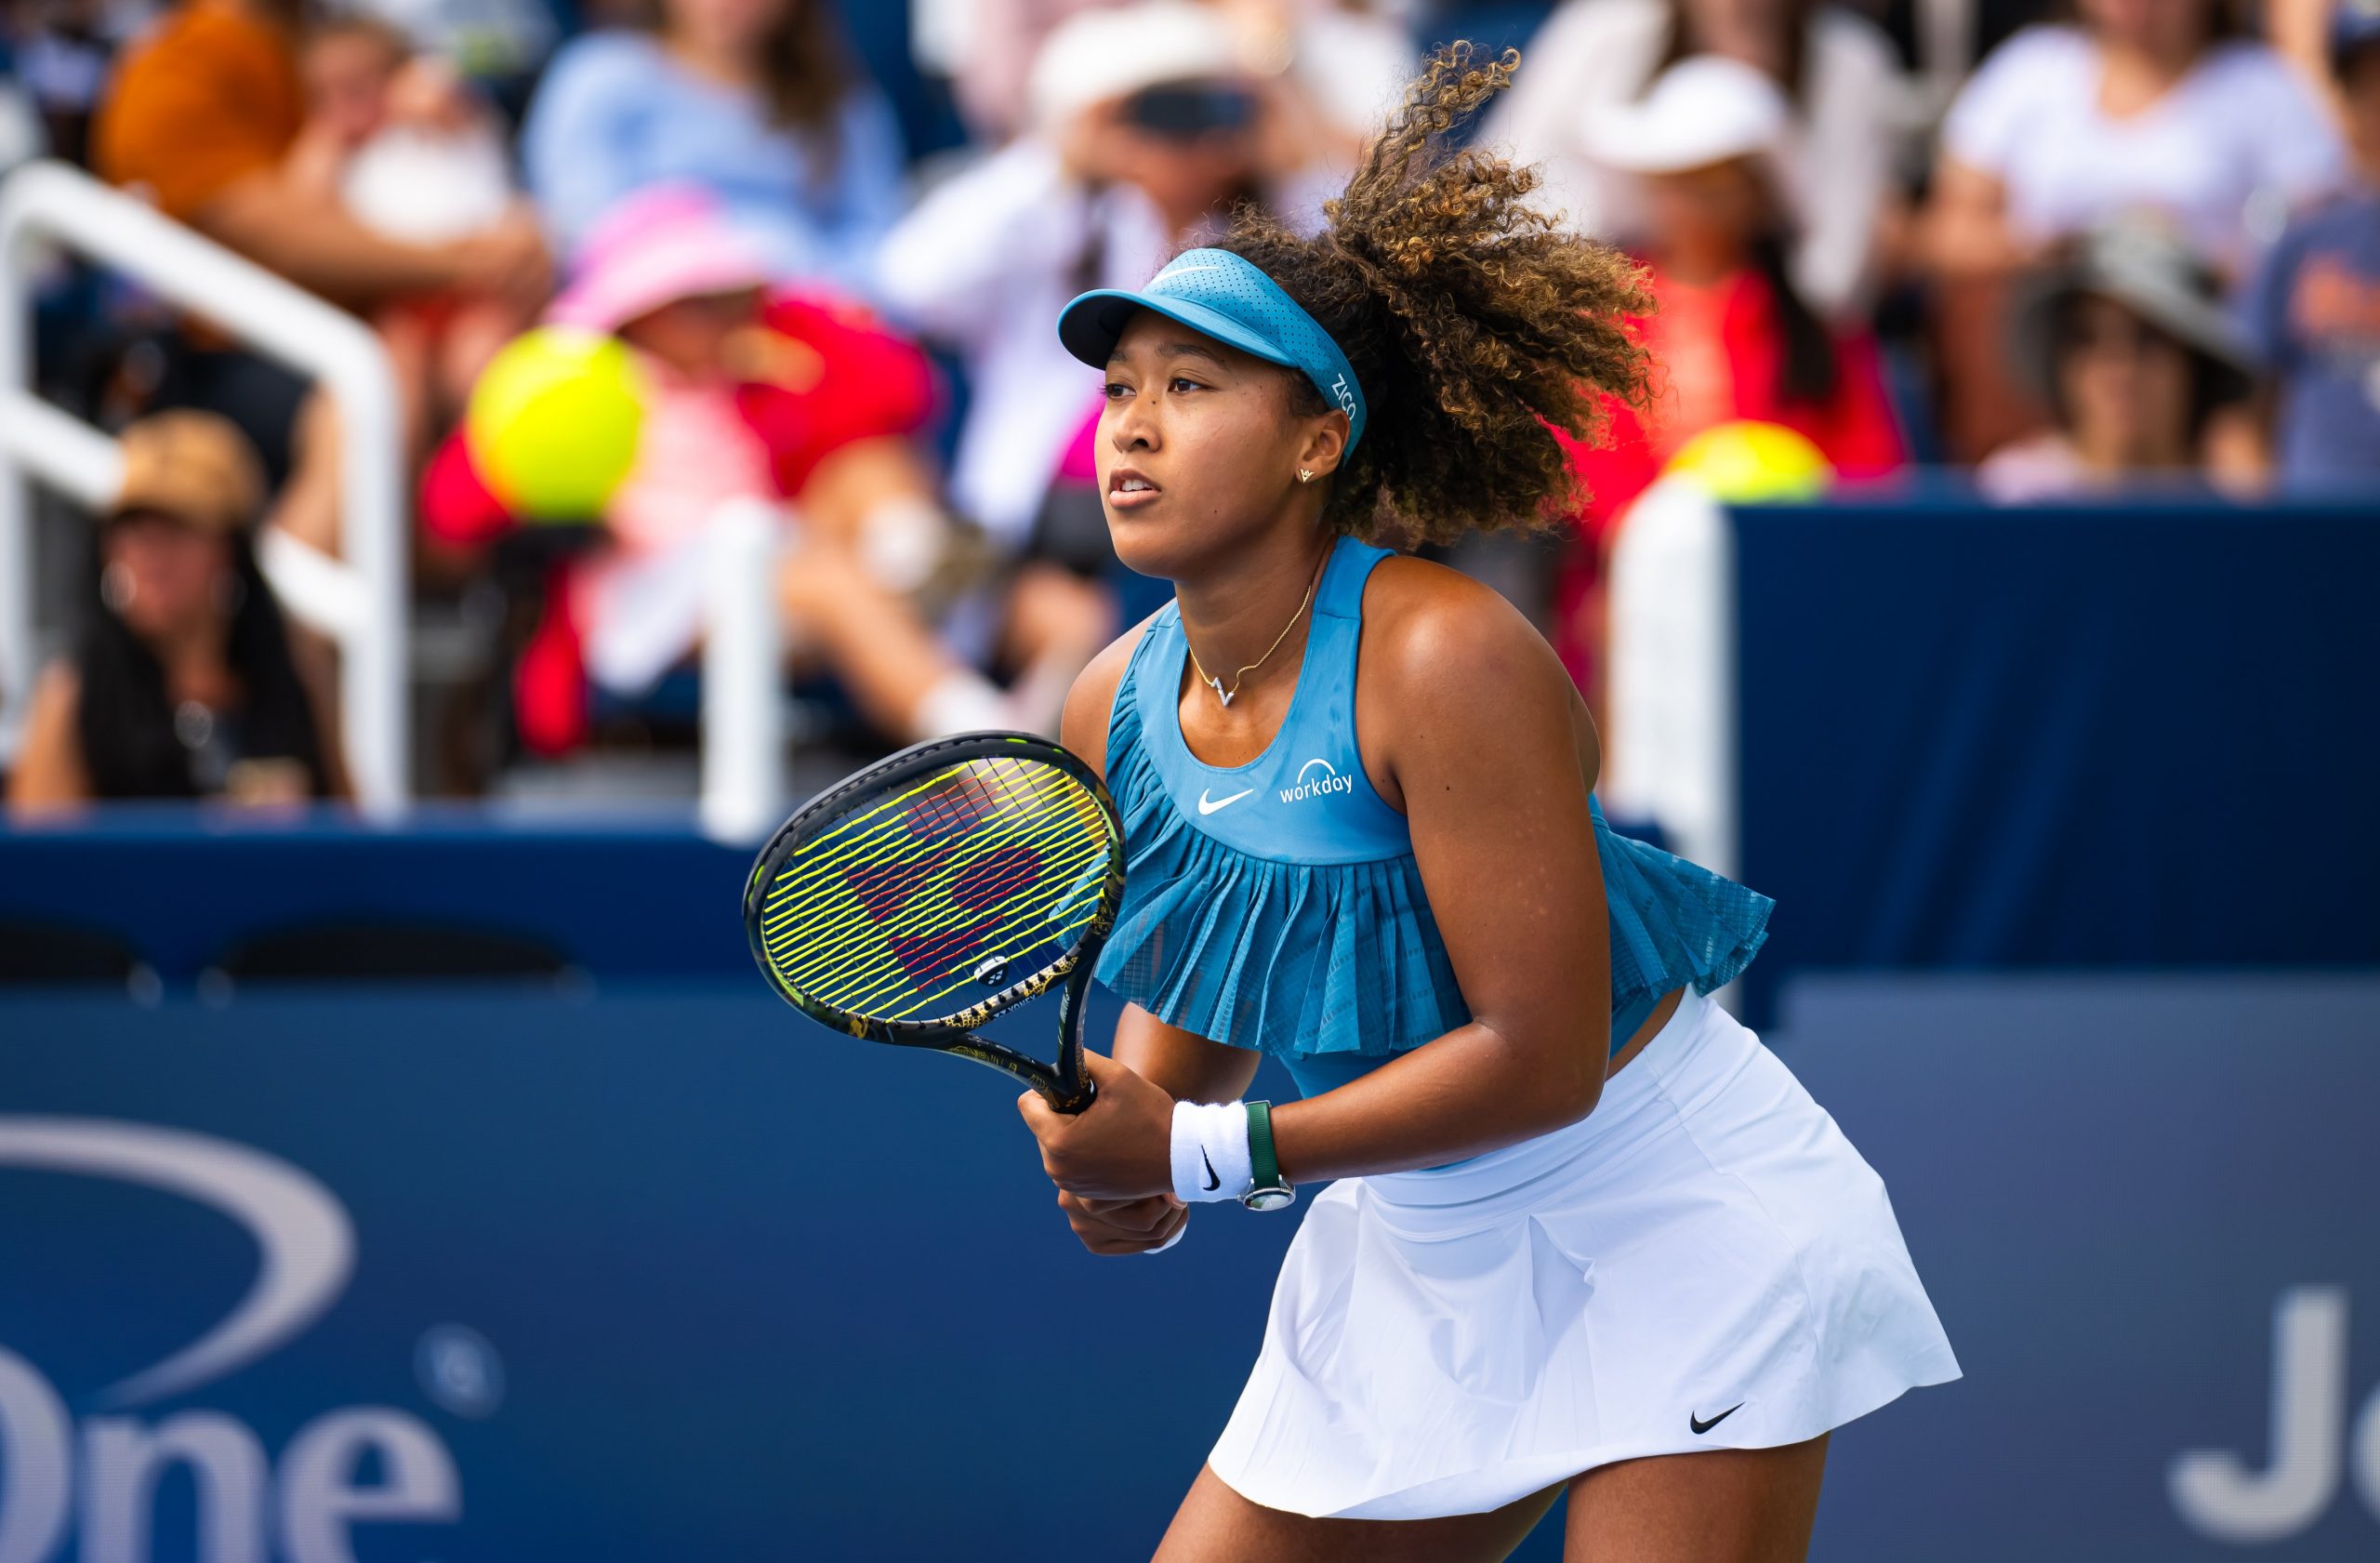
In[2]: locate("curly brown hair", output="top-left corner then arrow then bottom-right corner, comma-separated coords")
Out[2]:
1218,44 -> 1651,545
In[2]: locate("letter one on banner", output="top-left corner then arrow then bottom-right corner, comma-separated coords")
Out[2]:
0,1374 -> 457,1563
0,1119 -> 465,1561
2169,1287 -> 2380,1543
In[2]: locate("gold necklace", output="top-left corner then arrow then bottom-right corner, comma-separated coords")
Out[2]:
1185,553 -> 1325,709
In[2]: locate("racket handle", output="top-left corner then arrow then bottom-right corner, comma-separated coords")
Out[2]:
1050,959 -> 1098,1115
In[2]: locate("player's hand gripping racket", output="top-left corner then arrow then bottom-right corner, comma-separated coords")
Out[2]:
744,733 -> 1124,1113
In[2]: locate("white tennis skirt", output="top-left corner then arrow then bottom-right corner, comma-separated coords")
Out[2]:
1207,987 -> 1962,1520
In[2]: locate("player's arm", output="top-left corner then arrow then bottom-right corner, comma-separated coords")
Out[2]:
5,662 -> 93,815
1044,624 -> 1259,1252
1263,567 -> 1614,1181
196,175 -> 549,312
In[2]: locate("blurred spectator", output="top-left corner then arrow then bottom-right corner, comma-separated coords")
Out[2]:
290,15 -> 534,466
1930,0 -> 2345,279
1977,222 -> 2251,502
1924,0 -> 2344,458
422,189 -> 1097,754
90,0 -> 549,563
9,0 -> 137,166
2268,0 -> 2354,103
1481,0 -> 1908,319
922,0 -> 1110,141
1565,57 -> 1904,517
521,0 -> 906,297
933,0 -> 1411,155
93,0 -> 549,311
1554,57 -> 1903,705
2239,2 -> 2380,495
7,411 -> 342,815
879,0 -> 1310,553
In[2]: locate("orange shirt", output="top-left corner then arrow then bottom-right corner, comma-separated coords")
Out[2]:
94,0 -> 303,223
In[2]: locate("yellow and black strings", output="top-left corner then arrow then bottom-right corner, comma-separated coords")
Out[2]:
760,760 -> 1093,982
756,758 -> 1112,1020
774,762 -> 1107,1019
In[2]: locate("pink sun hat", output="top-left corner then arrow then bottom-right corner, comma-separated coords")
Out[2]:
547,186 -> 775,334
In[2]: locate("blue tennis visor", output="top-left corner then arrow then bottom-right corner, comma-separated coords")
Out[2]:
1058,248 -> 1368,455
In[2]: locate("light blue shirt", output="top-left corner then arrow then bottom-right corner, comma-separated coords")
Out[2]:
1094,535 -> 1776,1098
522,32 -> 906,299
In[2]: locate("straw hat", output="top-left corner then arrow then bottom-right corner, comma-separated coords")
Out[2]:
105,410 -> 265,534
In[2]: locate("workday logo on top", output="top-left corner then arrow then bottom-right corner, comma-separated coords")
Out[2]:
1279,759 -> 1355,805
0,1119 -> 468,1563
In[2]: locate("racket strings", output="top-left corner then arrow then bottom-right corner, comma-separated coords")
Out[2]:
760,763 -> 1009,910
762,771 -> 1093,956
757,756 -> 1116,1023
791,827 -> 1106,1017
761,765 -> 1100,971
757,755 -> 1077,920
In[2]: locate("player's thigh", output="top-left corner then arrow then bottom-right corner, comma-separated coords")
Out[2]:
1154,1464 -> 1560,1563
1564,1435 -> 1830,1563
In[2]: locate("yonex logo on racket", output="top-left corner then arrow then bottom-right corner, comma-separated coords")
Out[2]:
1279,759 -> 1355,805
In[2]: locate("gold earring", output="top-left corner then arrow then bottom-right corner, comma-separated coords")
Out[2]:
1298,468 -> 1315,483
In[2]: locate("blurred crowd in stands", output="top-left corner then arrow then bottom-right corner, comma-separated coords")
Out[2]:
2,0 -> 2376,814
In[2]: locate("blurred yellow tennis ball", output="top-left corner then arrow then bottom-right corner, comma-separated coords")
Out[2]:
465,327 -> 646,520
1662,420 -> 1832,503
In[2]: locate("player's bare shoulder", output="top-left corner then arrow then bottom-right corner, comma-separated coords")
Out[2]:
1357,553 -> 1570,709
1355,553 -> 1596,801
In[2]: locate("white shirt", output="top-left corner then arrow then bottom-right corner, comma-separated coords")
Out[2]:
1478,0 -> 1911,319
1941,26 -> 2347,272
876,139 -> 1174,549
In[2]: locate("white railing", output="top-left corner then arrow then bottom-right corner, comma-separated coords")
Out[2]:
1605,479 -> 1737,879
0,160 -> 408,815
697,497 -> 784,842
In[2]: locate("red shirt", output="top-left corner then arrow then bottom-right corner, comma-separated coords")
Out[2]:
1562,265 -> 1905,547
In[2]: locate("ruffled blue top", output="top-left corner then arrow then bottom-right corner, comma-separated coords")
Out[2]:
1092,536 -> 1772,1097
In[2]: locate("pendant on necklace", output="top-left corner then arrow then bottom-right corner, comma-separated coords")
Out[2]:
1208,675 -> 1234,708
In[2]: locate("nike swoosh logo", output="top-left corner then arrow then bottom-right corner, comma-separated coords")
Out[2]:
1200,1149 -> 1220,1191
1197,788 -> 1254,815
1690,1403 -> 1744,1436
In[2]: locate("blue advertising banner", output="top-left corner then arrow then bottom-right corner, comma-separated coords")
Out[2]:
1730,503 -> 2380,1026
1772,974 -> 2380,1562
4,972 -> 2374,1561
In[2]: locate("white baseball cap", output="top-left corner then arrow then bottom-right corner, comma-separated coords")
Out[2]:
1580,55 -> 1791,175
1028,1 -> 1243,130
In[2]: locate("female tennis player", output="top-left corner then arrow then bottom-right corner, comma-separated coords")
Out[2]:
1015,46 -> 1959,1562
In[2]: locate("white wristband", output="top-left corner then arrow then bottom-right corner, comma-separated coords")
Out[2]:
1170,1099 -> 1252,1204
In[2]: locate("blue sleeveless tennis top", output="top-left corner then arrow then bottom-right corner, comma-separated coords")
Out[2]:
1092,535 -> 1774,1098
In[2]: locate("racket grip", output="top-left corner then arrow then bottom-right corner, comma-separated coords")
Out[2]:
1049,957 -> 1099,1114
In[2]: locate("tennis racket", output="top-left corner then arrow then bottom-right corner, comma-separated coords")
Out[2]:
743,732 -> 1125,1113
